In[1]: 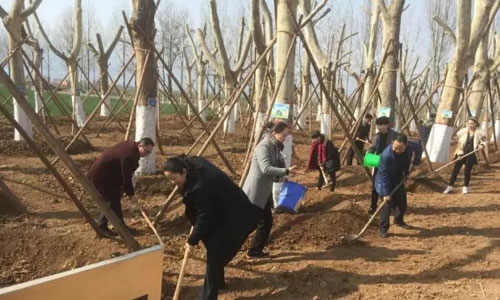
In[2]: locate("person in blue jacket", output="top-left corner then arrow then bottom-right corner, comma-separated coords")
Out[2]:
375,134 -> 422,238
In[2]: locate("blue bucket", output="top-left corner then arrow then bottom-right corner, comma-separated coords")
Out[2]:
276,181 -> 307,213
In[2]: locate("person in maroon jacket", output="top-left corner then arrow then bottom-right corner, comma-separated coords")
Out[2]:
87,137 -> 155,236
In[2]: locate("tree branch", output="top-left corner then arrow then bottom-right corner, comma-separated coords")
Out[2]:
374,0 -> 389,21
251,0 -> 266,54
185,24 -> 201,64
69,0 -> 83,59
343,65 -> 360,83
33,10 -> 67,60
234,24 -> 253,74
0,5 -> 8,19
87,42 -> 99,57
105,26 -> 124,59
208,0 -> 232,77
195,28 -> 224,75
21,0 -> 43,19
433,16 -> 457,44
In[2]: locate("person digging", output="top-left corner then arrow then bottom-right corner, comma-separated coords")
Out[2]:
375,134 -> 422,238
87,137 -> 155,237
163,155 -> 257,300
307,130 -> 340,191
443,117 -> 486,194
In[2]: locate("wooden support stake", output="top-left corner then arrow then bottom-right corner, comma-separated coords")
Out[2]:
0,66 -> 139,251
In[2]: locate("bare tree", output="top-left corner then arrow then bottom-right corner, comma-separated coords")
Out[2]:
87,26 -> 124,117
34,0 -> 86,127
428,0 -> 500,163
129,0 -> 158,174
196,0 -> 252,134
0,0 -> 42,141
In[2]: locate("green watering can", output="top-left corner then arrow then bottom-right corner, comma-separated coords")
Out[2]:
363,153 -> 381,167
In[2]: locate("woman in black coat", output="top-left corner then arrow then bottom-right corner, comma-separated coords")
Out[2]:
163,155 -> 257,300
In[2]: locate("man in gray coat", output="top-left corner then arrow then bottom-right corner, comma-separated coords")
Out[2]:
243,121 -> 292,258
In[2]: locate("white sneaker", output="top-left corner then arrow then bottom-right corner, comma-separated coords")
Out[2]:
462,186 -> 469,194
443,185 -> 453,194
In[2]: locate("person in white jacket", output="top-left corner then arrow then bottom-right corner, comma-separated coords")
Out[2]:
443,117 -> 485,194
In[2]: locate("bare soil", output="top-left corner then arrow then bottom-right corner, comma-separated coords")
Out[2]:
0,116 -> 499,299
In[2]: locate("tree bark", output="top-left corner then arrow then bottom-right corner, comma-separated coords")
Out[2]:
377,0 -> 405,125
130,0 -> 158,174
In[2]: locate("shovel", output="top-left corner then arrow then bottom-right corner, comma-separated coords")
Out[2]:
415,147 -> 483,180
344,174 -> 408,242
130,196 -> 164,245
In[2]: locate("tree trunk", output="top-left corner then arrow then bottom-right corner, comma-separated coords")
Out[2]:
68,60 -> 86,127
98,60 -> 111,117
362,1 -> 380,111
298,56 -> 310,130
32,46 -> 43,116
223,79 -> 236,134
468,36 -> 489,118
6,15 -> 33,141
378,0 -> 404,126
274,0 -> 297,206
320,68 -> 332,138
196,64 -> 206,121
186,65 -> 193,118
130,0 -> 157,174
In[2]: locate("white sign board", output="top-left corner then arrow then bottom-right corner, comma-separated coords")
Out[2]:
0,245 -> 164,300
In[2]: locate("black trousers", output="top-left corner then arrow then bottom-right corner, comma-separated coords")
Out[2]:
379,185 -> 407,233
97,189 -> 124,229
248,197 -> 273,255
370,168 -> 379,210
200,229 -> 251,300
449,156 -> 476,186
347,141 -> 365,165
318,170 -> 336,191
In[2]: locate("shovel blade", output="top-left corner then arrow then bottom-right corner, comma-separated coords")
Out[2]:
344,233 -> 359,241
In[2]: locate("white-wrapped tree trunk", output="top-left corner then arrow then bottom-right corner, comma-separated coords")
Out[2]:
1,0 -> 43,141
129,0 -> 157,174
68,62 -> 86,127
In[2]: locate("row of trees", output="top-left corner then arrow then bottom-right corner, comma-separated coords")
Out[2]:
2,0 -> 500,173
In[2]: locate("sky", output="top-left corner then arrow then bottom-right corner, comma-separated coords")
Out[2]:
0,0 -> 433,91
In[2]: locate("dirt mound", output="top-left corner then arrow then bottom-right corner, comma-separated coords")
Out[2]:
135,174 -> 175,196
159,134 -> 195,146
0,134 -> 93,157
268,203 -> 373,251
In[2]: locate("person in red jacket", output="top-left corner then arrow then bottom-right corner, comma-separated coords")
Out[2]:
87,137 -> 154,236
308,131 -> 340,191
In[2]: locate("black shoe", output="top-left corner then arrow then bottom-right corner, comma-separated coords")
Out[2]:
100,227 -> 118,237
246,251 -> 270,259
395,221 -> 411,229
368,207 -> 376,215
379,231 -> 389,238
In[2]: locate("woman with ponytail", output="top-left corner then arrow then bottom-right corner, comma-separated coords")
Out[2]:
163,155 -> 257,300
243,121 -> 295,258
